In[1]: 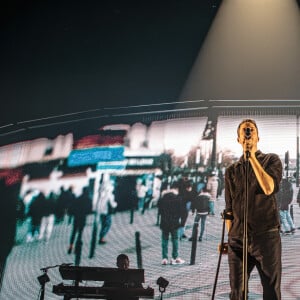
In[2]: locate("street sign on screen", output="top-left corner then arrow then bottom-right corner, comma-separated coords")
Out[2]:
67,146 -> 124,167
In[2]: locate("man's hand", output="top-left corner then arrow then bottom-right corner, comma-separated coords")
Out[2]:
242,140 -> 254,160
218,242 -> 228,254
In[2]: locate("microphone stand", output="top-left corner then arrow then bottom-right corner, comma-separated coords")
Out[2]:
159,286 -> 166,300
242,151 -> 250,300
38,263 -> 73,300
211,211 -> 226,300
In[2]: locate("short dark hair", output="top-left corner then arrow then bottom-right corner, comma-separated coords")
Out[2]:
237,119 -> 258,136
117,253 -> 129,262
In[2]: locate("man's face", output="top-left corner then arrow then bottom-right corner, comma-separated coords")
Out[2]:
237,121 -> 259,151
117,258 -> 129,270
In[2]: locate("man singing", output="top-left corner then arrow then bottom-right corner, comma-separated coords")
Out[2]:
224,119 -> 282,299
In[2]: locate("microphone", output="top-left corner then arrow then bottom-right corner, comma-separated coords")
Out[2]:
245,150 -> 250,159
40,263 -> 73,271
244,127 -> 251,140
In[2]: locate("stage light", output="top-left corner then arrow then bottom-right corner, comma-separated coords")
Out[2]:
156,277 -> 169,299
37,273 -> 50,286
157,276 -> 169,289
179,0 -> 300,101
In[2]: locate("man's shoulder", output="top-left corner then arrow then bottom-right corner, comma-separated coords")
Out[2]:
226,161 -> 240,172
257,151 -> 280,161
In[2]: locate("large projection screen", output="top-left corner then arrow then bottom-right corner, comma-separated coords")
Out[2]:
0,108 -> 300,300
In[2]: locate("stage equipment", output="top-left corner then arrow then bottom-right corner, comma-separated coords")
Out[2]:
135,231 -> 143,269
156,277 -> 169,300
211,210 -> 232,300
37,272 -> 50,300
38,263 -> 72,300
52,265 -> 154,299
242,151 -> 250,299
